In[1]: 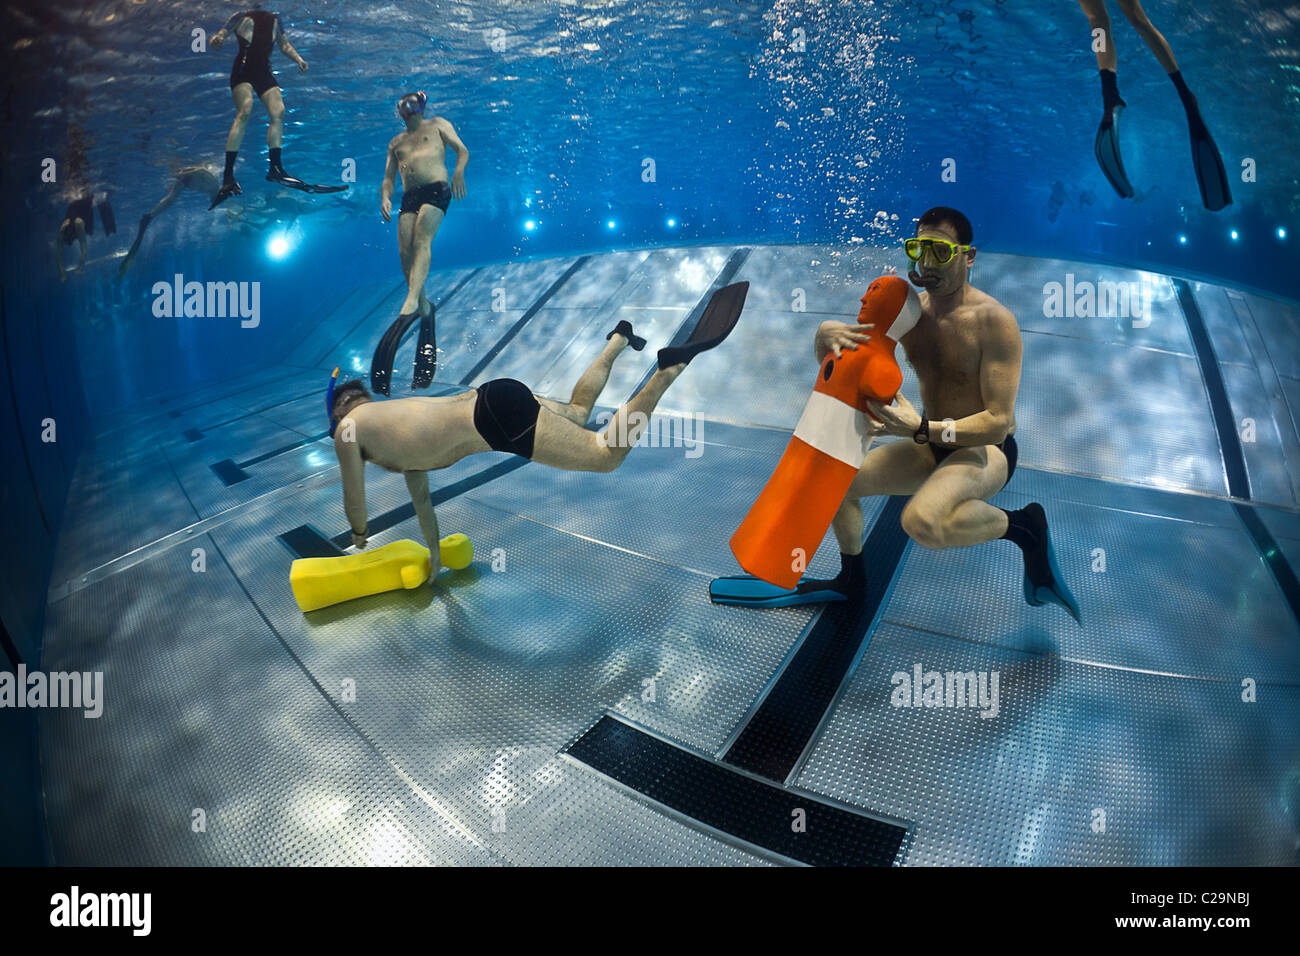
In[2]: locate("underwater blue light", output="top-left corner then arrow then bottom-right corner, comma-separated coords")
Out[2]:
524,219 -> 537,231
607,220 -> 616,230
1230,230 -> 1239,241
267,235 -> 291,260
666,218 -> 677,228
1278,227 -> 1288,240
1178,234 -> 1188,245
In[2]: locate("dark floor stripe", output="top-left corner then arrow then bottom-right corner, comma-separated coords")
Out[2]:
183,428 -> 204,443
327,458 -> 529,548
0,612 -> 23,668
458,257 -> 592,386
210,459 -> 249,486
1175,279 -> 1250,499
629,247 -> 752,397
311,279 -> 407,367
566,715 -> 906,866
191,386 -> 321,437
238,431 -> 329,468
279,524 -> 345,559
0,284 -> 49,534
1234,504 -> 1300,627
723,496 -> 910,783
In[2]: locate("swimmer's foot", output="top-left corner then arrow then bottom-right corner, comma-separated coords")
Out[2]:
1001,503 -> 1082,625
710,552 -> 867,608
209,177 -> 242,210
267,165 -> 311,190
606,319 -> 646,351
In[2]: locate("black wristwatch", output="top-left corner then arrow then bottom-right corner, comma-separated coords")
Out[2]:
913,418 -> 930,444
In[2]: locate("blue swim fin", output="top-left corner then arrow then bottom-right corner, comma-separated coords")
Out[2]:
709,574 -> 847,608
1017,504 -> 1083,625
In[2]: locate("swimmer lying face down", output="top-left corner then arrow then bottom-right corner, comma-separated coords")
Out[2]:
329,288 -> 745,577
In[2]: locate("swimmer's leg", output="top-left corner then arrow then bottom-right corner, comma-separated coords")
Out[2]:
214,84 -> 254,208
398,204 -> 443,317
537,325 -> 641,426
530,363 -> 685,472
121,180 -> 184,278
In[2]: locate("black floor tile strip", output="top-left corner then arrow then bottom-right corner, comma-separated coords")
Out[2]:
190,386 -> 322,438
1234,503 -> 1300,627
279,524 -> 345,559
210,459 -> 249,486
311,279 -> 407,367
458,257 -> 592,386
327,458 -> 529,548
566,715 -> 906,866
0,613 -> 23,668
238,431 -> 329,468
629,247 -> 752,397
0,285 -> 49,534
1175,279 -> 1250,499
723,496 -> 910,783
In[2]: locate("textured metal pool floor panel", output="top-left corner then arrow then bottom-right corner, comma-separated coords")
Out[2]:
38,246 -> 1300,865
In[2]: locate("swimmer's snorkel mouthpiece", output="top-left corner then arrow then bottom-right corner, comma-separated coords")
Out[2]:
325,366 -> 340,437
396,91 -> 428,120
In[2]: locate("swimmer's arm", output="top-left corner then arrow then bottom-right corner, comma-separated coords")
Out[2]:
814,320 -> 871,363
276,18 -> 307,68
934,306 -> 1021,447
403,471 -> 444,575
334,425 -> 369,541
380,143 -> 398,205
211,13 -> 241,45
75,221 -> 87,269
439,119 -> 470,172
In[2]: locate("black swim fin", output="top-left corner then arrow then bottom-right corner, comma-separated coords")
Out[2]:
412,305 -> 437,389
370,311 -> 421,396
267,168 -> 348,194
1016,503 -> 1083,625
1186,111 -> 1232,211
657,281 -> 749,369
97,198 -> 117,235
210,179 -> 242,210
709,575 -> 848,608
1094,107 -> 1135,199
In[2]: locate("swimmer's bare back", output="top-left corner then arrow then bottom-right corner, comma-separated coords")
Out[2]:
339,391 -> 488,472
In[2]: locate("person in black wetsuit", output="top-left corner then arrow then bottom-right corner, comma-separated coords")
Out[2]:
209,6 -> 308,207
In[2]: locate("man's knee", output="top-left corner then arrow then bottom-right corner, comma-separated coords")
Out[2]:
233,105 -> 253,124
266,101 -> 285,122
900,500 -> 947,549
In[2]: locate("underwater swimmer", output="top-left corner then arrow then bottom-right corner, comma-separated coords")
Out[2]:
374,91 -> 471,390
330,285 -> 746,574
1077,0 -> 1231,210
55,193 -> 115,282
119,165 -> 221,279
209,7 -> 316,208
721,208 -> 1080,622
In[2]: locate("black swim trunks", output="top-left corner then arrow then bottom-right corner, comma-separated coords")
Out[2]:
473,378 -> 540,459
399,181 -> 452,215
60,196 -> 94,244
227,9 -> 281,97
929,433 -> 1019,488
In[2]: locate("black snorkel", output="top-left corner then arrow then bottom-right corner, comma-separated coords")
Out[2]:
325,366 -> 340,437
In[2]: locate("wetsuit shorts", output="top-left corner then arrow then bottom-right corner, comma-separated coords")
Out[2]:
399,181 -> 452,215
930,433 -> 1019,489
228,10 -> 281,97
61,196 -> 95,244
473,379 -> 540,460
